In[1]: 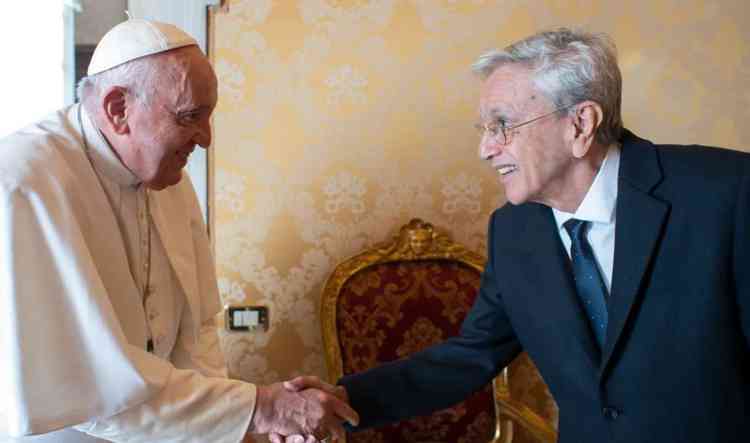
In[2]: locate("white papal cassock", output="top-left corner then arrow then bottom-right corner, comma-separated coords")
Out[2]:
0,104 -> 255,442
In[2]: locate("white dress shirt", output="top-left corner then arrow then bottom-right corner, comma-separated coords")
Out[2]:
552,144 -> 620,293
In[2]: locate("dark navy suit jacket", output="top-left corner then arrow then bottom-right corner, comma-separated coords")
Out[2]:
341,130 -> 750,443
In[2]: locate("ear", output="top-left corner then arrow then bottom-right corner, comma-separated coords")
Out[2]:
101,86 -> 131,135
570,101 -> 603,158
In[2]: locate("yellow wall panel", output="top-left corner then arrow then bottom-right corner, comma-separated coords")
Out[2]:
211,0 -> 750,390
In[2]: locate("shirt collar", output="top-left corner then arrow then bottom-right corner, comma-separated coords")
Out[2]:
79,104 -> 141,187
552,142 -> 621,229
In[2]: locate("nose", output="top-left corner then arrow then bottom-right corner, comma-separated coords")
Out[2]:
478,136 -> 502,161
194,119 -> 212,148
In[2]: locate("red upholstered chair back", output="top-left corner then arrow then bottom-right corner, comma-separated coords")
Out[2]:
321,219 -> 503,443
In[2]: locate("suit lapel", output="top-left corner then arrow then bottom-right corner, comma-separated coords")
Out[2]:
516,204 -> 602,371
600,131 -> 669,377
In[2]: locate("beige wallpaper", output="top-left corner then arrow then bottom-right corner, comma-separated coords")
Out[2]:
211,0 -> 750,388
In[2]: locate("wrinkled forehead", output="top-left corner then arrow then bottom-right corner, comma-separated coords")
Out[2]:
153,47 -> 217,106
478,64 -> 548,119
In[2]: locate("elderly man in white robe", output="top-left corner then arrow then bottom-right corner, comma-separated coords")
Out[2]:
0,19 -> 355,443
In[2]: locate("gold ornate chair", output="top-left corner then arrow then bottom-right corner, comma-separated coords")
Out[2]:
321,218 -> 558,443
494,354 -> 559,443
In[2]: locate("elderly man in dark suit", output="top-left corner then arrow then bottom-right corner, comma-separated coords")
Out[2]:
283,27 -> 750,443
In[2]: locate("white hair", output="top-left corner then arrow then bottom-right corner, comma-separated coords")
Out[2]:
472,28 -> 623,145
76,56 -> 159,107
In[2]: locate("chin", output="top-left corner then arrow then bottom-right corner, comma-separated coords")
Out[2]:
504,188 -> 528,206
164,174 -> 184,189
148,172 -> 183,190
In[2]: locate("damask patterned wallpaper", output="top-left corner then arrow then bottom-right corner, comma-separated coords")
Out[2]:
210,0 -> 750,388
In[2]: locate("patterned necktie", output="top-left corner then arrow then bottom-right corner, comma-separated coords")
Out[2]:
564,219 -> 609,348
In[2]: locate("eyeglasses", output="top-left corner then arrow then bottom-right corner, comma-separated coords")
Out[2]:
474,103 -> 577,145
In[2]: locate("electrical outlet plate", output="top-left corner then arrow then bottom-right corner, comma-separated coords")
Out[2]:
225,305 -> 269,332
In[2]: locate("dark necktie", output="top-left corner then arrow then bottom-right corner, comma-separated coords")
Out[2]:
564,219 -> 609,348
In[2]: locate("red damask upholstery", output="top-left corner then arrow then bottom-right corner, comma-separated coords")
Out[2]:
338,261 -> 495,443
321,219 -> 500,443
321,219 -> 558,443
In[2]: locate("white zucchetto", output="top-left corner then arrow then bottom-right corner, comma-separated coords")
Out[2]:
87,19 -> 198,76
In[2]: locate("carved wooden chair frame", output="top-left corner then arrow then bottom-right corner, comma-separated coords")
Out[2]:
320,218 -> 557,443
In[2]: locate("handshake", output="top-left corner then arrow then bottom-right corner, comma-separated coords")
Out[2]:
247,376 -> 358,443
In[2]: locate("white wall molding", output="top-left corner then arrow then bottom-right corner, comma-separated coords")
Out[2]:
127,0 -> 221,237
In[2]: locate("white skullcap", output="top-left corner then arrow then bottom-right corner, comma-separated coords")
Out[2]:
87,19 -> 198,76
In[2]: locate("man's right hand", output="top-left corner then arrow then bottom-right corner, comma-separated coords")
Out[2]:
282,376 -> 349,404
246,381 -> 358,441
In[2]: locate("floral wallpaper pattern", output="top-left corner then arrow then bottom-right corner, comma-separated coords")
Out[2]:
211,0 -> 750,418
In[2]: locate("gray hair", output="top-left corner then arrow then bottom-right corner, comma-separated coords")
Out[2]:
76,56 -> 159,107
472,28 -> 622,145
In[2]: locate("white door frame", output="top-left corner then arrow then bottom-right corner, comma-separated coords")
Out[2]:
127,0 -> 221,238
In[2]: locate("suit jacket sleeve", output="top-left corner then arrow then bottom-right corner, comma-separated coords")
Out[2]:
340,211 -> 523,429
734,168 -> 750,350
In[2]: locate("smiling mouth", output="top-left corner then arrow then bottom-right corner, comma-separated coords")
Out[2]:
497,165 -> 518,176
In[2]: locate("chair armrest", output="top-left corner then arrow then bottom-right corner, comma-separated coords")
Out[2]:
495,397 -> 557,443
493,375 -> 558,443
